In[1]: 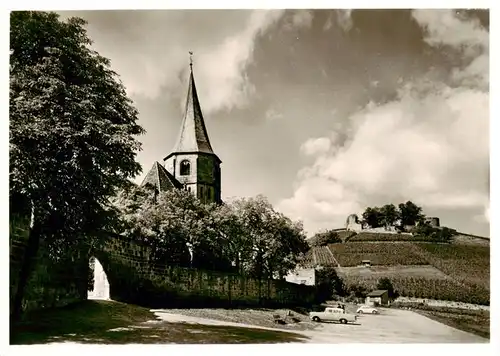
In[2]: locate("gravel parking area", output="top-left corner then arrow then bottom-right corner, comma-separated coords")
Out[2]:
300,307 -> 488,343
153,306 -> 488,343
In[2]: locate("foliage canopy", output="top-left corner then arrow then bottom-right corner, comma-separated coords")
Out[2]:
114,188 -> 309,279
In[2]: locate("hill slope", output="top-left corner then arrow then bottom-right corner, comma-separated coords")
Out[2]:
307,230 -> 490,305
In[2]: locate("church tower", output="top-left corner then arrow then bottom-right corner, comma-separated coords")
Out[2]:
163,56 -> 222,204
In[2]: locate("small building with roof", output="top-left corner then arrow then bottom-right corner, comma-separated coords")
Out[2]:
365,289 -> 389,306
361,260 -> 371,268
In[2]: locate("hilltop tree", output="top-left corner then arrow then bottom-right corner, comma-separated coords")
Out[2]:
398,201 -> 425,228
380,204 -> 398,228
412,223 -> 456,242
361,207 -> 383,228
10,11 -> 144,321
309,230 -> 342,247
361,201 -> 425,230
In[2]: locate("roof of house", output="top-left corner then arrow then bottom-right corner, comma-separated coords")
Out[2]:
140,161 -> 183,192
367,290 -> 388,297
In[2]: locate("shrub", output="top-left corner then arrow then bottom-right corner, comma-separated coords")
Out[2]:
376,277 -> 399,300
413,224 -> 456,242
310,230 -> 342,247
315,267 -> 346,302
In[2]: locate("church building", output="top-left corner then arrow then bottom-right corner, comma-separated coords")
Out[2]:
141,59 -> 222,204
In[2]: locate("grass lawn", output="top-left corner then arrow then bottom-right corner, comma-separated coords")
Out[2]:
10,300 -> 308,344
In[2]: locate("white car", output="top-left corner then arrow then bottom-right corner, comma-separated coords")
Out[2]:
356,305 -> 379,314
309,307 -> 358,324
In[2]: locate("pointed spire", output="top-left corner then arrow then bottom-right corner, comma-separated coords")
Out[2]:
170,52 -> 215,155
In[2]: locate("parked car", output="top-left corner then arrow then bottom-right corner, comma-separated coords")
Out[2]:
356,305 -> 379,314
309,307 -> 358,324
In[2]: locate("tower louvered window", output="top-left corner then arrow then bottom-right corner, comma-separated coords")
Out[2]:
180,160 -> 191,175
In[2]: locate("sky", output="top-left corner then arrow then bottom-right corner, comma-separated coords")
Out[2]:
58,9 -> 490,237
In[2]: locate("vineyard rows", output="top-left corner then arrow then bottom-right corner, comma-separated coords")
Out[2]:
305,238 -> 490,304
299,249 -> 315,268
415,244 -> 490,289
342,275 -> 489,305
327,242 -> 428,266
339,265 -> 448,279
313,246 -> 337,266
347,232 -> 439,243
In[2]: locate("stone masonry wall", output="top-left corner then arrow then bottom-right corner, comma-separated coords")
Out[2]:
10,203 -> 316,314
9,207 -> 89,315
98,235 -> 317,308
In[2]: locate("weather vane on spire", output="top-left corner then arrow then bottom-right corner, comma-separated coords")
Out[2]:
189,51 -> 193,69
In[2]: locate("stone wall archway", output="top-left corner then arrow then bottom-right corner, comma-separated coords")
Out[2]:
88,256 -> 110,300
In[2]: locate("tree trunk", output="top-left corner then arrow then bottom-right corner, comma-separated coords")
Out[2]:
257,251 -> 263,305
235,252 -> 240,274
11,220 -> 43,324
187,242 -> 194,268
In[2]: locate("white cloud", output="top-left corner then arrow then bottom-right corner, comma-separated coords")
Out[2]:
300,137 -> 331,156
473,204 -> 490,224
412,9 -> 489,90
61,10 -> 285,114
412,10 -> 488,50
195,10 -> 285,113
278,10 -> 489,236
265,108 -> 283,121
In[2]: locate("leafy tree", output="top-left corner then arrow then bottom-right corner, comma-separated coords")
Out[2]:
380,204 -> 398,228
362,207 -> 383,228
362,201 -> 426,231
436,227 -> 456,242
412,223 -> 455,242
309,230 -> 342,247
10,11 -> 144,321
412,221 -> 434,237
348,284 -> 367,299
115,186 -> 232,270
115,191 -> 308,277
376,277 -> 399,300
203,202 -> 251,274
230,196 -> 309,280
315,267 -> 346,302
398,201 -> 425,228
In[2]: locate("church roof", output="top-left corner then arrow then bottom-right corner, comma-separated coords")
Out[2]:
169,67 -> 217,157
140,161 -> 183,192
